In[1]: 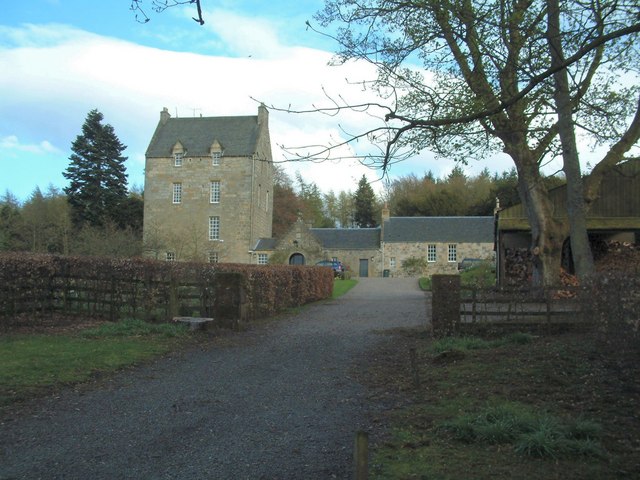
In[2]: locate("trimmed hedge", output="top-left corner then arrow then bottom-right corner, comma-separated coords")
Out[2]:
0,253 -> 334,329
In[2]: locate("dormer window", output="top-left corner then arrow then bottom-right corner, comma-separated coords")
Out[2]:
172,141 -> 185,167
210,140 -> 223,166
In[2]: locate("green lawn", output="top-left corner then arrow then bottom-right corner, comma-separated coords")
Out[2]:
0,319 -> 191,410
332,278 -> 357,298
419,263 -> 496,291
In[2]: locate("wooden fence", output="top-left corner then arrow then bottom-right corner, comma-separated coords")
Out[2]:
431,275 -> 591,336
459,287 -> 584,328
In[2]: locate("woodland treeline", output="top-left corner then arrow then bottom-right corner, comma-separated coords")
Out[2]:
0,164 -> 563,257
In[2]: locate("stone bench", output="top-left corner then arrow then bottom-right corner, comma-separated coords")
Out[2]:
172,317 -> 215,331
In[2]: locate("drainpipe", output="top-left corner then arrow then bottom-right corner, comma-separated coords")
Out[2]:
250,154 -> 255,254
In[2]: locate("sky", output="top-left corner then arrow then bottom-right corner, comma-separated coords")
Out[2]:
1,0 -> 520,203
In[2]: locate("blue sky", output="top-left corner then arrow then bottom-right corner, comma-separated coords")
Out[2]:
1,0 -> 516,203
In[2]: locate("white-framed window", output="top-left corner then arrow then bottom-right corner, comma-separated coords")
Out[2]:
208,251 -> 218,263
174,152 -> 183,167
210,180 -> 221,203
390,257 -> 396,269
427,244 -> 437,263
257,253 -> 268,265
165,251 -> 176,262
172,183 -> 182,204
208,216 -> 220,240
448,244 -> 457,262
212,151 -> 222,166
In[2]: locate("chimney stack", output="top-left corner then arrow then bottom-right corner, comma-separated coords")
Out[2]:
160,107 -> 171,125
258,103 -> 269,126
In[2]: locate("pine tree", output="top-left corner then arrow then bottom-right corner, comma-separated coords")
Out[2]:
63,109 -> 128,227
354,175 -> 378,228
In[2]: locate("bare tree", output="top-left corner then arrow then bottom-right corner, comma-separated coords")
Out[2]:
266,0 -> 640,286
130,0 -> 205,25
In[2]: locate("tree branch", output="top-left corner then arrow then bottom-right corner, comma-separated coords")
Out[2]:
130,0 -> 205,25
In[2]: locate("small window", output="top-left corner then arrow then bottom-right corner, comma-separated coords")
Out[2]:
172,183 -> 182,204
212,151 -> 222,166
427,244 -> 436,263
210,181 -> 220,203
390,257 -> 396,269
258,253 -> 268,265
174,152 -> 183,167
448,244 -> 457,263
208,216 -> 220,240
165,252 -> 176,262
208,251 -> 218,264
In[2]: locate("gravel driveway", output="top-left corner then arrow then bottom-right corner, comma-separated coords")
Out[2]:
0,278 -> 427,480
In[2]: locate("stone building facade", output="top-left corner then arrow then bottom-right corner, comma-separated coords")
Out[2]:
143,106 -> 273,263
380,213 -> 495,277
255,208 -> 495,277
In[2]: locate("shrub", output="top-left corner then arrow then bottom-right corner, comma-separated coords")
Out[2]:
401,256 -> 428,276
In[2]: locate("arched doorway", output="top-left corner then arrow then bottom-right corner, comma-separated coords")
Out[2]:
289,253 -> 305,265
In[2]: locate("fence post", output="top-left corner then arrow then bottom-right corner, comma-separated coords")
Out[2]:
545,289 -> 551,334
354,430 -> 368,480
409,347 -> 420,389
432,275 -> 461,337
472,287 -> 477,323
169,276 -> 179,321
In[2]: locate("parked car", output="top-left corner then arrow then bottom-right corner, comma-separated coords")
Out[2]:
316,260 -> 344,278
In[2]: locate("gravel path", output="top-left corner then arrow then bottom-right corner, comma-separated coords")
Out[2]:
0,278 -> 427,480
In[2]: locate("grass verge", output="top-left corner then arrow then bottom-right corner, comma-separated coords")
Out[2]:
0,319 -> 191,411
367,330 -> 639,479
1,283 -> 355,412
332,278 -> 357,298
419,263 -> 496,291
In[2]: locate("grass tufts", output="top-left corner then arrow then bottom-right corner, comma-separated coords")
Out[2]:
80,318 -> 188,338
431,333 -> 534,354
440,402 -> 605,459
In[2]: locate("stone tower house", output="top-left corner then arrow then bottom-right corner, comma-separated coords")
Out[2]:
143,105 -> 274,263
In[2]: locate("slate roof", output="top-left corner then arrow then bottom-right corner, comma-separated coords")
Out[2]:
253,238 -> 277,251
383,216 -> 494,243
310,228 -> 381,249
146,115 -> 260,157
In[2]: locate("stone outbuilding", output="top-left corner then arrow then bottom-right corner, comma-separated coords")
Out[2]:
253,208 -> 495,278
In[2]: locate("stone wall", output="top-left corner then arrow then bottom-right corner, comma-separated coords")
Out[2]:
382,241 -> 494,277
322,248 -> 381,277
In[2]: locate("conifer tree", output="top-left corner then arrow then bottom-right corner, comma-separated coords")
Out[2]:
354,175 -> 377,228
64,109 -> 128,227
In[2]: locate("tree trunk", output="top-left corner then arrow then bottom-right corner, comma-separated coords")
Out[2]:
512,152 -> 565,287
547,0 -> 595,280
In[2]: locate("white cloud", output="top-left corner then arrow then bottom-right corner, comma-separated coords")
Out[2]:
3,20 -> 517,201
0,135 -> 61,154
0,22 -> 397,198
203,9 -> 285,58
